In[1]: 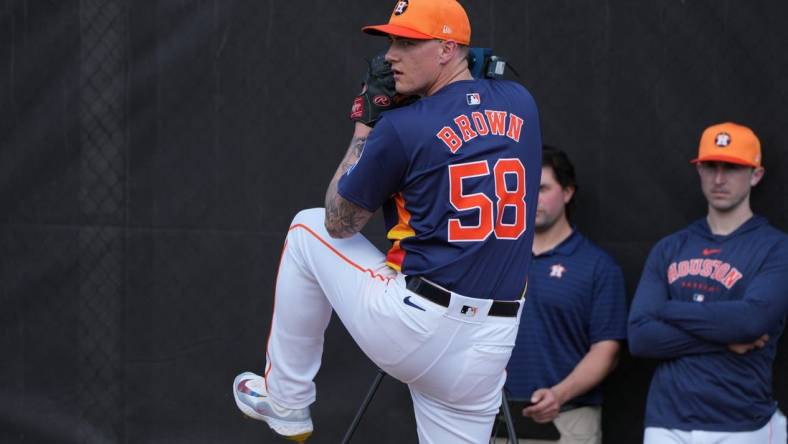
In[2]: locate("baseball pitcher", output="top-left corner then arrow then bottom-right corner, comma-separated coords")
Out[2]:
233,1 -> 542,442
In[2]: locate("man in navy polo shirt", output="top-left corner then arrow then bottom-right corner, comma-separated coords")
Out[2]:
503,146 -> 628,444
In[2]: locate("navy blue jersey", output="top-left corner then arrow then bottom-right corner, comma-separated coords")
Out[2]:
505,231 -> 628,404
338,79 -> 541,300
628,216 -> 788,432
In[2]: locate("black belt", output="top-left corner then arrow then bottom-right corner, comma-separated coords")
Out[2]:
405,276 -> 520,317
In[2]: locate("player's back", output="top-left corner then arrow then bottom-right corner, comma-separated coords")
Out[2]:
381,79 -> 542,300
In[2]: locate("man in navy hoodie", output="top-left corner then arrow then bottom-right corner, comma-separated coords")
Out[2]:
628,122 -> 788,443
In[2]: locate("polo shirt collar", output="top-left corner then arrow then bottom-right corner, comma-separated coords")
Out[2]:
534,228 -> 582,258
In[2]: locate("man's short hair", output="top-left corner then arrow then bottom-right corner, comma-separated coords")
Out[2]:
542,145 -> 578,218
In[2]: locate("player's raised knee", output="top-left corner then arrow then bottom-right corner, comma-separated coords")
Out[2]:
290,208 -> 326,230
324,217 -> 354,239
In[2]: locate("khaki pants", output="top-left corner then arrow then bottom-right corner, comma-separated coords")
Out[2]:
493,406 -> 602,444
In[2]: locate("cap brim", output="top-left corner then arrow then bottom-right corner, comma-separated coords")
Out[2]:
362,24 -> 434,40
690,155 -> 759,168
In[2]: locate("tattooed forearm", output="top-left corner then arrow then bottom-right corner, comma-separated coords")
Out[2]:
325,133 -> 374,238
325,196 -> 371,238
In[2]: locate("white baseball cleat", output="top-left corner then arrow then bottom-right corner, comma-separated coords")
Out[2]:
233,371 -> 313,442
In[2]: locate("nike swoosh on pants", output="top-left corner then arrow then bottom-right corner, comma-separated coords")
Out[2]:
403,296 -> 425,311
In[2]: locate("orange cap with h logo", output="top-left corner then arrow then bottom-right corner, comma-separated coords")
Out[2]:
691,122 -> 762,168
362,0 -> 471,46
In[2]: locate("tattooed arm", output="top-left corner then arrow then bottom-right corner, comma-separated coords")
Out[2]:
324,123 -> 375,238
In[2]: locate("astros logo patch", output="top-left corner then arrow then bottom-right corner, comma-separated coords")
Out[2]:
549,264 -> 566,278
715,132 -> 731,147
394,0 -> 408,15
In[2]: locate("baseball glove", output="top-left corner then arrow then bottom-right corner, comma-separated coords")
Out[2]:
349,53 -> 418,127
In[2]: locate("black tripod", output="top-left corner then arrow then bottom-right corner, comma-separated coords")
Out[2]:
341,369 -> 519,444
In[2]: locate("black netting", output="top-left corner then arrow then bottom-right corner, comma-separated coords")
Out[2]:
77,0 -> 126,442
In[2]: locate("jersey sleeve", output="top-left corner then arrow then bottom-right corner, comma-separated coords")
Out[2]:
628,240 -> 725,358
589,256 -> 628,344
337,118 -> 409,212
658,237 -> 788,344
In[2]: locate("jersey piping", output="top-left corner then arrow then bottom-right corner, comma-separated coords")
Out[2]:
385,192 -> 416,271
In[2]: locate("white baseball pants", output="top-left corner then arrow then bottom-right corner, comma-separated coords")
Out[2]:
644,409 -> 787,444
264,208 -> 522,444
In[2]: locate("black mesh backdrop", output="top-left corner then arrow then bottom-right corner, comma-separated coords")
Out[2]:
1,1 -> 787,443
77,1 -> 127,442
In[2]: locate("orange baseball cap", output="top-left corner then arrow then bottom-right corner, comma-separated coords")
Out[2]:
691,122 -> 762,168
362,0 -> 471,46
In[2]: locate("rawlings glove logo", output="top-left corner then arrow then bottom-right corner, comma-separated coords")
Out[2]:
373,95 -> 391,107
349,52 -> 418,127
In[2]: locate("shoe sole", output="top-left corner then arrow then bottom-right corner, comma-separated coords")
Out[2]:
233,374 -> 313,443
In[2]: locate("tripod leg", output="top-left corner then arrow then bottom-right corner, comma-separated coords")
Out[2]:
340,369 -> 387,444
501,390 -> 518,444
